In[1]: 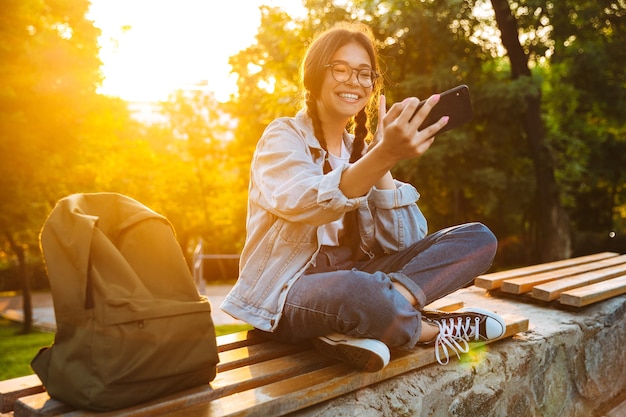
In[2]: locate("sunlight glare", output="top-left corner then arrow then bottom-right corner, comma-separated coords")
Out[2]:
460,344 -> 489,367
88,0 -> 305,103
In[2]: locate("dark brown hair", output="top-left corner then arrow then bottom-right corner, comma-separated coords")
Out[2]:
301,22 -> 382,170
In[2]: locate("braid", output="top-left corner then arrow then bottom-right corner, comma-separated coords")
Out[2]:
306,94 -> 332,174
351,109 -> 369,163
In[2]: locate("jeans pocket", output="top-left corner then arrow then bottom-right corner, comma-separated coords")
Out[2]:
307,246 -> 354,273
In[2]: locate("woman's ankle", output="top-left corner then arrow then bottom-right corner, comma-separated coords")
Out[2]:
418,321 -> 439,342
392,281 -> 417,306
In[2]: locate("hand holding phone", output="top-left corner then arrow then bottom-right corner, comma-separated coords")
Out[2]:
409,84 -> 473,135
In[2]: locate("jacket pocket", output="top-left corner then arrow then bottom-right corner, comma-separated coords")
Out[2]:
275,217 -> 317,244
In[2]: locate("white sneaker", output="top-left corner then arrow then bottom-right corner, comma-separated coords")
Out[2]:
422,307 -> 506,365
313,333 -> 390,372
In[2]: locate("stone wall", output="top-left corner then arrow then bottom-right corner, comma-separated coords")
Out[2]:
292,287 -> 626,417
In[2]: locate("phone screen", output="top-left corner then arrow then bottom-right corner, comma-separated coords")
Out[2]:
409,84 -> 473,135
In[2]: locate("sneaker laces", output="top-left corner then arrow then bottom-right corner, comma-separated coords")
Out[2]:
432,315 -> 481,365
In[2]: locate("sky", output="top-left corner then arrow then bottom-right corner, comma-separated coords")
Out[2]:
87,0 -> 305,103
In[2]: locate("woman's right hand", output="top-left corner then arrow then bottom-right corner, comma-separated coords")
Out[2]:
339,95 -> 448,198
375,94 -> 449,163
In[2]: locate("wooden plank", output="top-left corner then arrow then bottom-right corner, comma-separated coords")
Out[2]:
500,255 -> 626,295
156,315 -> 530,417
0,375 -> 44,413
216,330 -> 265,353
14,393 -> 74,417
210,351 -> 335,399
217,339 -> 309,373
474,252 -> 619,290
532,264 -> 626,301
560,276 -> 626,307
424,298 -> 464,312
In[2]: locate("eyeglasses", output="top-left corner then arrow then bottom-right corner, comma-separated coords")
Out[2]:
324,63 -> 379,88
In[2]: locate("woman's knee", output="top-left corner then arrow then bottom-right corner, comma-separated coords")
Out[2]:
462,222 -> 498,273
479,223 -> 497,247
464,222 -> 497,246
459,222 -> 497,257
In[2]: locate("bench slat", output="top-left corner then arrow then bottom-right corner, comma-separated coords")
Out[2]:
0,374 -> 44,413
500,255 -> 626,294
14,393 -> 74,417
424,297 -> 464,312
474,252 -> 619,290
532,264 -> 626,301
215,330 -> 262,353
560,275 -> 626,307
211,350 -> 335,398
217,339 -> 308,373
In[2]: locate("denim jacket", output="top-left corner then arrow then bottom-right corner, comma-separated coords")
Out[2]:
220,110 -> 428,331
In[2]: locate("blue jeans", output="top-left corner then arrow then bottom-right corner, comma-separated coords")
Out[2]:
265,222 -> 497,349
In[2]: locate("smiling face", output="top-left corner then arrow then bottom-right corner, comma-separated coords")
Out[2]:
316,42 -> 374,124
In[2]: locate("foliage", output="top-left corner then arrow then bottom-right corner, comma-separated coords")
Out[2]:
479,0 -> 626,246
544,0 -> 626,236
0,0 -> 104,253
159,89 -> 248,254
226,6 -> 309,162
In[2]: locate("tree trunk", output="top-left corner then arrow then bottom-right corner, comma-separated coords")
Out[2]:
490,0 -> 572,262
6,231 -> 33,334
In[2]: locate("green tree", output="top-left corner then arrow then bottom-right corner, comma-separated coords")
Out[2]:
160,89 -> 248,255
0,0 -> 104,332
543,0 -> 626,248
226,6 -> 310,163
0,0 -> 148,332
474,0 -> 626,255
489,0 -> 572,262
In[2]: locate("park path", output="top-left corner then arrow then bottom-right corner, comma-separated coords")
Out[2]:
0,285 -> 242,332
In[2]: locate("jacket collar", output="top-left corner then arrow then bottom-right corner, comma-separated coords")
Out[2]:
295,109 -> 354,154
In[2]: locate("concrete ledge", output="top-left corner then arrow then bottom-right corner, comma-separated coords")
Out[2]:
292,286 -> 626,417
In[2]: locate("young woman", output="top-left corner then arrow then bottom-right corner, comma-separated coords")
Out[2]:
221,22 -> 505,371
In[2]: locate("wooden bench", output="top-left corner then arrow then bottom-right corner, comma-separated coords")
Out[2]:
0,297 -> 528,417
475,251 -> 626,307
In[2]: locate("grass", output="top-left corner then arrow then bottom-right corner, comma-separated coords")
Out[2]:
0,318 -> 252,380
0,318 -> 54,380
214,323 -> 253,336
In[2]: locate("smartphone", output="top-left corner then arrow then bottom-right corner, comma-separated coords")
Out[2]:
409,84 -> 473,135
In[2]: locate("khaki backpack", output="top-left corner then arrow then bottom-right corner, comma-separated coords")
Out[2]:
32,193 -> 219,411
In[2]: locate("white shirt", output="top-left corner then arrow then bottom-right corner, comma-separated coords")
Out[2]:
319,141 -> 350,246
